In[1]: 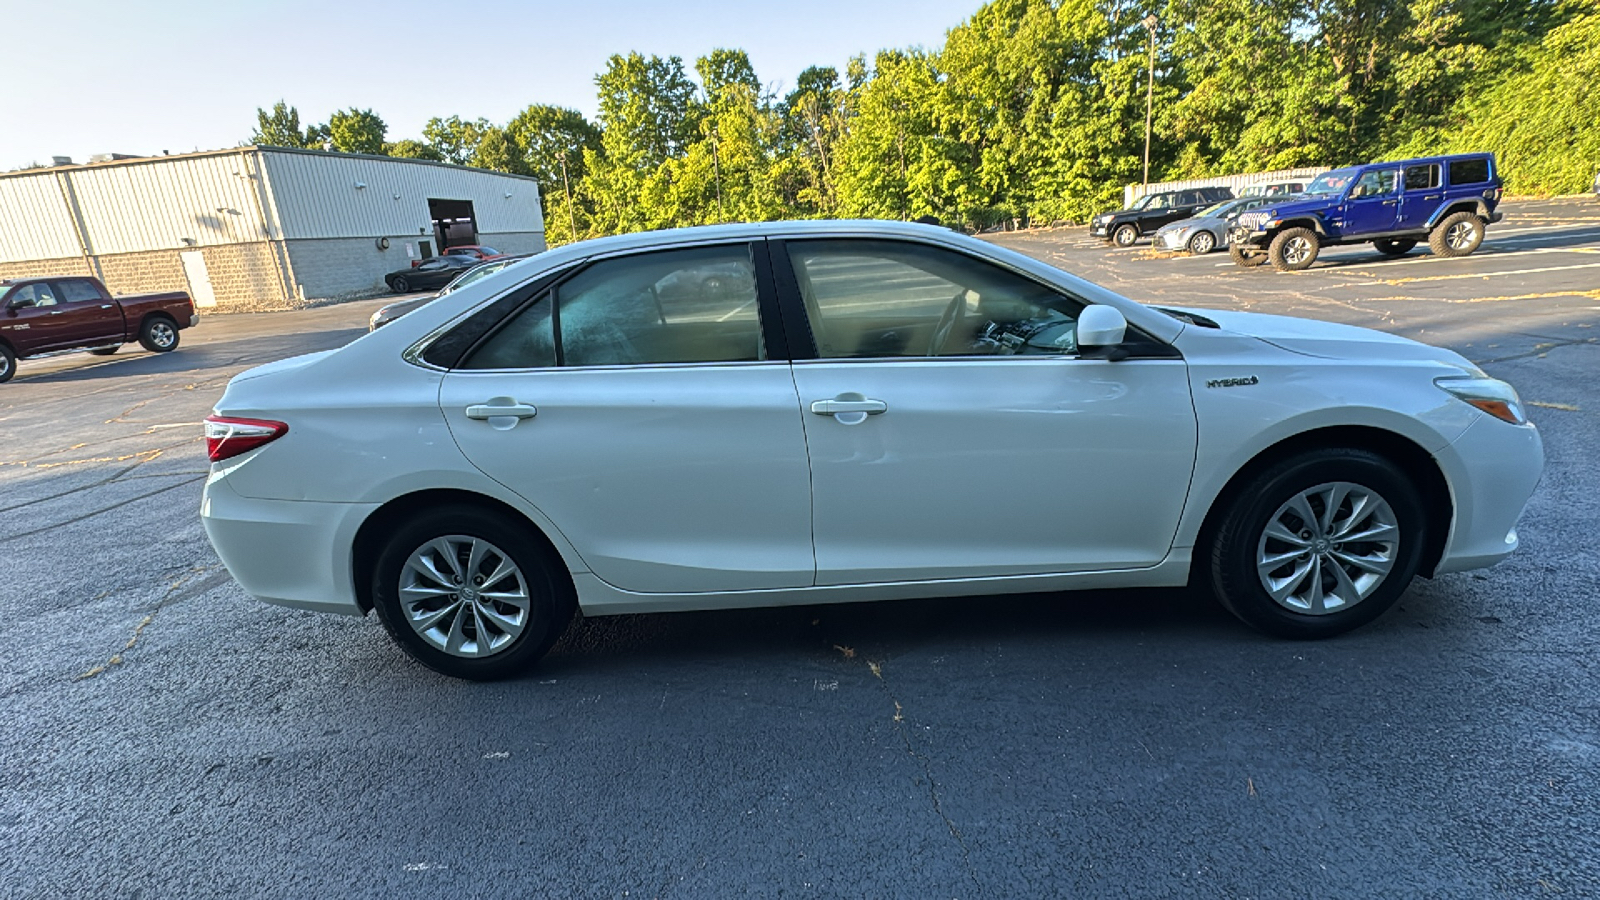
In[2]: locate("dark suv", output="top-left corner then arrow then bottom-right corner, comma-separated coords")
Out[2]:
1228,153 -> 1503,271
1091,186 -> 1235,247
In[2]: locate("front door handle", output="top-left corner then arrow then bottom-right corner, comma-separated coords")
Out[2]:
811,394 -> 887,425
465,398 -> 537,429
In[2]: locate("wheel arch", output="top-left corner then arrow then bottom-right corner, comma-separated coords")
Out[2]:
1190,424 -> 1453,582
1267,216 -> 1327,238
1429,200 -> 1491,228
350,487 -> 574,614
139,309 -> 178,331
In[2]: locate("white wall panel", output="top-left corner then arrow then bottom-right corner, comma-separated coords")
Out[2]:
0,173 -> 84,262
69,153 -> 272,254
260,151 -> 543,240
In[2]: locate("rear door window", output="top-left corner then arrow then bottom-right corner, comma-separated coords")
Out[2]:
54,279 -> 103,303
1404,164 -> 1440,191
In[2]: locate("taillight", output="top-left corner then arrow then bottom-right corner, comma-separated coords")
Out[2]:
204,415 -> 288,462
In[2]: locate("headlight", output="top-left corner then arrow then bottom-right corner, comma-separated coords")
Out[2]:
1436,376 -> 1528,425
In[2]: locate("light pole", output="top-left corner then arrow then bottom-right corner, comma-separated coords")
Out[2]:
1142,13 -> 1159,190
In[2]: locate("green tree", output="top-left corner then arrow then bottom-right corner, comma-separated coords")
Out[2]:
505,105 -> 603,188
470,127 -> 527,174
326,108 -> 387,155
251,101 -> 318,148
383,139 -> 443,161
423,116 -> 492,165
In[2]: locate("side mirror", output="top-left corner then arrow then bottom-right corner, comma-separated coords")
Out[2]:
6,296 -> 32,311
1077,305 -> 1127,350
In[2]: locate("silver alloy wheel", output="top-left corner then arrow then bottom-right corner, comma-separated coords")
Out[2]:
148,321 -> 176,348
1284,236 -> 1314,265
1446,220 -> 1478,250
1115,225 -> 1138,246
1256,481 -> 1399,615
1190,231 -> 1215,254
400,534 -> 531,657
0,354 -> 10,378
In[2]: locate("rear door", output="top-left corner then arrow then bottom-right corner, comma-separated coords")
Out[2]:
776,237 -> 1197,585
1397,163 -> 1442,232
51,278 -> 124,346
438,240 -> 816,594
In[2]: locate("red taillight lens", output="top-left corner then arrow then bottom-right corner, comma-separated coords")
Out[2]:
204,415 -> 288,462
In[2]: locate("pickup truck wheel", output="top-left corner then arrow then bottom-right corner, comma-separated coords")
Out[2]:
1268,227 -> 1320,271
89,345 -> 121,356
1229,244 -> 1266,267
1430,211 -> 1484,258
1209,448 -> 1426,639
138,317 -> 179,353
371,505 -> 576,680
389,275 -> 411,293
1188,231 -> 1216,254
0,344 -> 14,383
1112,224 -> 1139,247
1373,238 -> 1417,257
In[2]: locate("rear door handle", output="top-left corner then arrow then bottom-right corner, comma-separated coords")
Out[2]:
811,395 -> 887,425
465,398 -> 537,428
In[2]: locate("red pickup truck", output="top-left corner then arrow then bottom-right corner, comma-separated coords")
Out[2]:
0,275 -> 197,383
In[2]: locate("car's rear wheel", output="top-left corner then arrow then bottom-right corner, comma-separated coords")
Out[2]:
0,344 -> 14,383
1229,244 -> 1266,267
138,316 -> 179,352
390,275 -> 410,294
1209,448 -> 1426,639
89,345 -> 121,356
371,505 -> 575,680
1430,211 -> 1484,258
1113,224 -> 1139,247
1187,231 -> 1216,254
1268,227 -> 1320,271
1373,238 -> 1417,257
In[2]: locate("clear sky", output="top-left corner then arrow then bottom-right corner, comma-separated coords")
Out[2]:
1,0 -> 987,171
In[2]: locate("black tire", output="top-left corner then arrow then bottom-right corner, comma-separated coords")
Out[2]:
1112,223 -> 1140,247
1229,244 -> 1266,267
1188,230 -> 1216,254
1268,227 -> 1320,271
0,344 -> 14,383
1373,238 -> 1417,257
371,505 -> 575,680
89,345 -> 121,356
390,275 -> 411,294
137,316 -> 179,353
1429,211 -> 1484,258
1209,448 -> 1426,639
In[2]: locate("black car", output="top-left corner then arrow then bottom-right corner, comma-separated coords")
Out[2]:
385,255 -> 478,293
370,254 -> 534,330
1091,186 -> 1236,247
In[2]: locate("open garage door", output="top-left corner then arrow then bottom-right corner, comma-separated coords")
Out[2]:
428,198 -> 477,251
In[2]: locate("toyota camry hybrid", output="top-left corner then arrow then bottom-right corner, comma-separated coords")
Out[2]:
200,220 -> 1542,680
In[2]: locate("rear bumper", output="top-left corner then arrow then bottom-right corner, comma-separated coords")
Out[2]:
200,474 -> 374,615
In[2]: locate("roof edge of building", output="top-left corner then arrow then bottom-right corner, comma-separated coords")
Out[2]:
2,145 -> 542,184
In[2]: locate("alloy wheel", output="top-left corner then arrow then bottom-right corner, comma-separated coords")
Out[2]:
400,535 -> 531,657
1446,221 -> 1477,250
1256,482 -> 1399,615
1284,236 -> 1314,266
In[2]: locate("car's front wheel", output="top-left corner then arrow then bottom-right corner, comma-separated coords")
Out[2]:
1229,244 -> 1266,267
389,275 -> 410,294
1268,227 -> 1320,271
371,505 -> 575,680
1112,224 -> 1140,247
1209,448 -> 1426,639
0,343 -> 14,383
1188,231 -> 1216,254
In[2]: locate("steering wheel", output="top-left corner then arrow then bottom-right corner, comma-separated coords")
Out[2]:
926,290 -> 967,355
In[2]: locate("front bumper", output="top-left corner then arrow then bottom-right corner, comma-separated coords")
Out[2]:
1091,221 -> 1110,237
1431,415 -> 1543,575
200,473 -> 375,615
1229,226 -> 1265,248
1157,230 -> 1190,251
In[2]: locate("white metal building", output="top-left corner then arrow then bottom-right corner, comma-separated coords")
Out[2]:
0,147 -> 545,310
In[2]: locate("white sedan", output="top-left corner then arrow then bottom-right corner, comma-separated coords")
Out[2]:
200,221 -> 1542,680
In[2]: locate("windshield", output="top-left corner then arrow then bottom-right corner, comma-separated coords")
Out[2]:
441,261 -> 509,295
1130,193 -> 1164,211
1305,170 -> 1358,195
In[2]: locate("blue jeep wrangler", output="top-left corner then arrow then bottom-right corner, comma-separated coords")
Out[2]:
1228,153 -> 1504,270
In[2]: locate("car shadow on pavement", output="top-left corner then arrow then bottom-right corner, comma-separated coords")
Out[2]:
13,328 -> 368,385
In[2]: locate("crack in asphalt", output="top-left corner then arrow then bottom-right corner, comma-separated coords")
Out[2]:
1475,336 -> 1598,365
870,659 -> 979,890
0,435 -> 204,513
0,474 -> 205,544
75,566 -> 233,681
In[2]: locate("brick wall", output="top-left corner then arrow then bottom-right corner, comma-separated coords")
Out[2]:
200,242 -> 290,310
285,231 -> 546,301
96,250 -> 190,297
0,256 -> 94,281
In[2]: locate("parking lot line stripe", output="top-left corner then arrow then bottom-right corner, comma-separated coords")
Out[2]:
1350,261 -> 1600,285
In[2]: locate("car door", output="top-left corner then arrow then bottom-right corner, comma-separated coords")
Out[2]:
438,240 -> 816,594
1341,168 -> 1401,235
775,238 -> 1198,586
1,283 -> 69,352
51,278 -> 124,346
1397,163 -> 1442,232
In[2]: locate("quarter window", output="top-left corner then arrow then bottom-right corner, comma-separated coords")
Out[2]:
1449,157 -> 1491,185
786,240 -> 1085,359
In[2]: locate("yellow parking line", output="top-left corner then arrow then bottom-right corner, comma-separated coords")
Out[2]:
1352,261 -> 1600,285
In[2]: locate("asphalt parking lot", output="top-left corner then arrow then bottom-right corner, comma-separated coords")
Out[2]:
3,198 -> 1597,898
